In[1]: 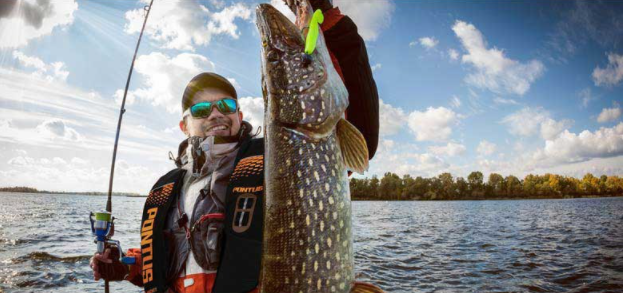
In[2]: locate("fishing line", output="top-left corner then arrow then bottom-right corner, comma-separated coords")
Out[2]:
98,1 -> 154,293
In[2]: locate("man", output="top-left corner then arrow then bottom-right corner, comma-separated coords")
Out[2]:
90,1 -> 379,292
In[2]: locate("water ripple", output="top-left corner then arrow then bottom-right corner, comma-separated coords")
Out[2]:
1,194 -> 623,292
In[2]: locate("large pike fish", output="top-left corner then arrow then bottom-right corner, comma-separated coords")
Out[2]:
257,2 -> 383,293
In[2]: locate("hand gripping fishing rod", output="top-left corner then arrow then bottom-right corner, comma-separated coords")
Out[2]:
89,1 -> 154,293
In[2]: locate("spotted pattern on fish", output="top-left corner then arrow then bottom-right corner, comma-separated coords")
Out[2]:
257,2 -> 356,292
263,128 -> 353,293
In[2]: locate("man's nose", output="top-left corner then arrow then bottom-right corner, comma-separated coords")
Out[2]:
206,106 -> 225,120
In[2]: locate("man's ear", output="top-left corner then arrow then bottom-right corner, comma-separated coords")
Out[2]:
179,119 -> 189,136
238,111 -> 244,122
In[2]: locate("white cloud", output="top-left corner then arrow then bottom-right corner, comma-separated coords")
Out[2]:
532,122 -> 623,166
163,126 -> 179,134
0,118 -> 12,129
452,20 -> 544,96
35,119 -> 81,142
540,118 -> 572,140
501,107 -> 571,140
367,141 -> 451,178
379,99 -> 407,136
0,67 -> 181,161
429,142 -> 466,157
71,157 -> 89,165
3,156 -> 163,194
12,51 -> 69,82
477,140 -> 496,156
0,0 -> 78,48
333,0 -> 394,41
493,97 -> 518,105
408,106 -> 458,142
120,52 -> 215,113
448,48 -> 459,60
597,104 -> 622,123
592,52 -> 623,87
418,37 -> 438,50
579,88 -> 596,108
208,3 -> 252,38
125,0 -> 251,51
226,77 -> 241,90
450,95 -> 461,108
270,0 -> 295,22
238,96 -> 264,135
371,63 -> 382,72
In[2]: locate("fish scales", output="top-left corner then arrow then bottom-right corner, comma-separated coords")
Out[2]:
263,129 -> 354,293
257,2 -> 356,293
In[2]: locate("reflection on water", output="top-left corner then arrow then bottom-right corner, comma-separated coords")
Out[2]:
1,193 -> 622,292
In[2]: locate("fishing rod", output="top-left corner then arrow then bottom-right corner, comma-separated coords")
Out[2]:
90,1 -> 154,293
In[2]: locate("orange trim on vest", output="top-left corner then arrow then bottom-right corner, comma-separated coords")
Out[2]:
172,273 -> 217,293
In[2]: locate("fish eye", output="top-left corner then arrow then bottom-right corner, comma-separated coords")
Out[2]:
267,50 -> 279,62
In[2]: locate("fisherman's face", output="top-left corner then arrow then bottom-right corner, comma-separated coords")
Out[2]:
180,88 -> 243,138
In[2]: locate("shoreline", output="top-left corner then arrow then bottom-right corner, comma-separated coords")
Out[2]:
0,191 -> 147,197
2,191 -> 621,201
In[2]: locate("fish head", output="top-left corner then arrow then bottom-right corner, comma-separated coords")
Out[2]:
256,3 -> 348,135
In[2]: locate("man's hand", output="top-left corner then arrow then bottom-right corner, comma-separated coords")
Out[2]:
90,246 -> 128,281
284,0 -> 333,13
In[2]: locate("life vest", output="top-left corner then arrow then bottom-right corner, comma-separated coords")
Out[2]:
140,168 -> 187,293
139,136 -> 264,293
213,137 -> 264,293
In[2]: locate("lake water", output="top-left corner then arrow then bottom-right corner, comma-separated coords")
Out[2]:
1,193 -> 622,292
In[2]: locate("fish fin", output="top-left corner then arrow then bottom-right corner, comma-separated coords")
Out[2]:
350,281 -> 385,293
337,118 -> 369,174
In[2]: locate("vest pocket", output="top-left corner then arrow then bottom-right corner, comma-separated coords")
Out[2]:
196,213 -> 225,270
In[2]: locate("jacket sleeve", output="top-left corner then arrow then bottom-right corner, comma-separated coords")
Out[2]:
322,8 -> 380,160
125,248 -> 144,287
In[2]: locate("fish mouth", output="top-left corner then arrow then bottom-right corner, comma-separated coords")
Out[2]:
256,4 -> 304,51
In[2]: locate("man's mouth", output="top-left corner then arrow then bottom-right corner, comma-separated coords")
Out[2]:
207,125 -> 228,131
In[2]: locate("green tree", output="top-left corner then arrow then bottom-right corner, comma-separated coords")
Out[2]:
523,174 -> 538,197
369,176 -> 379,199
504,175 -> 521,198
581,173 -> 599,195
455,177 -> 468,198
438,172 -> 455,200
412,176 -> 428,199
402,175 -> 416,199
487,173 -> 504,197
468,171 -> 484,198
379,172 -> 402,200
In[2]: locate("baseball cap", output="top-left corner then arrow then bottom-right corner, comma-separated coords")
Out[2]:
181,72 -> 238,112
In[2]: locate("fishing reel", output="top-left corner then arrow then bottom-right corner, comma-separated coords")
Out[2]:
89,211 -> 135,265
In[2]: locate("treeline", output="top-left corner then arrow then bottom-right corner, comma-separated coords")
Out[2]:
0,186 -> 145,196
350,172 -> 623,200
0,186 -> 39,193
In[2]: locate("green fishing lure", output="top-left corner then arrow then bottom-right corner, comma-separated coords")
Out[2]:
304,9 -> 324,55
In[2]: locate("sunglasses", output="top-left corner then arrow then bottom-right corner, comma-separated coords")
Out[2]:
184,98 -> 238,118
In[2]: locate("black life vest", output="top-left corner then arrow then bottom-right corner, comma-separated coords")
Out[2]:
213,137 -> 264,293
140,168 -> 187,293
139,137 -> 264,293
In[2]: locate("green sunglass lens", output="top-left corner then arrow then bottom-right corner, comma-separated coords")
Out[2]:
217,99 -> 237,114
191,102 -> 213,117
190,99 -> 237,117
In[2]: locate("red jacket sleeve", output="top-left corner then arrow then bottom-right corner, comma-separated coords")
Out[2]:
125,248 -> 144,287
322,7 -> 380,160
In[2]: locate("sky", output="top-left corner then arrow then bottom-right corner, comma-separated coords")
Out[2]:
1,0 -> 622,194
